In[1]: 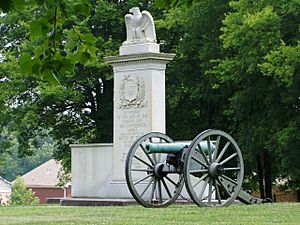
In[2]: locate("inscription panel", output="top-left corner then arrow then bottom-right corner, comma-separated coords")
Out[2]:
116,108 -> 149,162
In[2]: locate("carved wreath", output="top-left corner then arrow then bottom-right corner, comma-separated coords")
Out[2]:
119,75 -> 146,109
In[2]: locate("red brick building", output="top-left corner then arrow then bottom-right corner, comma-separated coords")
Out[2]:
21,160 -> 71,204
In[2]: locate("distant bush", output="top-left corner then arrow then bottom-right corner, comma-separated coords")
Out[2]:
10,176 -> 39,205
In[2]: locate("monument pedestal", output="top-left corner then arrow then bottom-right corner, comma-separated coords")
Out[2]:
107,52 -> 175,182
70,52 -> 175,199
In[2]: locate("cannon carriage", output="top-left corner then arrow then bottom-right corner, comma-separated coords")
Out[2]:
125,130 -> 265,207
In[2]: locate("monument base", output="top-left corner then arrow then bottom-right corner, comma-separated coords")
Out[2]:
70,143 -> 192,200
119,43 -> 159,55
71,143 -> 132,198
61,198 -> 137,206
60,197 -> 193,206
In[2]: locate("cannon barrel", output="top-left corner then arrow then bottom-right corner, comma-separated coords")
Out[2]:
145,141 -> 215,154
145,142 -> 190,154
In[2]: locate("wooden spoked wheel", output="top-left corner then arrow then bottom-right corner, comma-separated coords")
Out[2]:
184,130 -> 244,207
125,132 -> 184,207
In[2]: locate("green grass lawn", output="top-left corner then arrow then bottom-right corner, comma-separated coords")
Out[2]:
0,203 -> 299,225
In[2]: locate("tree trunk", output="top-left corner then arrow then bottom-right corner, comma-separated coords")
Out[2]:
94,78 -> 113,143
257,154 -> 265,199
264,149 -> 273,200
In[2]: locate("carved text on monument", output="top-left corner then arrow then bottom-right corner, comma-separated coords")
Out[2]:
119,75 -> 146,109
116,108 -> 148,162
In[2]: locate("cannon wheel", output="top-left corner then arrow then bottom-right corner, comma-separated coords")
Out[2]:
125,132 -> 184,207
184,130 -> 244,207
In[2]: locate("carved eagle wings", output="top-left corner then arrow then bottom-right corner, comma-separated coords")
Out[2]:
124,7 -> 157,45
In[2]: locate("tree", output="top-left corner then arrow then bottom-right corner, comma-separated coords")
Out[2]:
159,0 -> 230,139
159,0 -> 299,195
213,0 -> 300,197
260,35 -> 300,191
10,176 -> 39,205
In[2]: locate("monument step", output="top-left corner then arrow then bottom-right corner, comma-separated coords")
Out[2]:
60,197 -> 192,206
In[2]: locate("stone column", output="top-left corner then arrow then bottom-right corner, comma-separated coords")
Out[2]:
105,51 -> 174,183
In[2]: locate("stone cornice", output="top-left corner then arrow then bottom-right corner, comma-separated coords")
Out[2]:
104,52 -> 175,65
70,143 -> 114,148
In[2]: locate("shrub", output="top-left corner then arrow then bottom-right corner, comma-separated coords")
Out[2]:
10,176 -> 39,205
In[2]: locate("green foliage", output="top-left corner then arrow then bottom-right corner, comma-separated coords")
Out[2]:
274,120 -> 300,190
56,167 -> 71,188
260,42 -> 300,87
223,5 -> 281,49
0,0 -> 13,12
1,0 -> 97,84
160,0 -> 299,193
156,0 -> 195,8
0,131 -> 54,181
163,0 -> 230,139
10,176 -> 39,205
212,0 -> 300,193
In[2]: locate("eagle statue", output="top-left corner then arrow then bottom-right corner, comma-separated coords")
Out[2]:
123,7 -> 157,45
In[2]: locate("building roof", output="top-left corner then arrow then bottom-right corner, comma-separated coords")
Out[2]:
0,176 -> 12,193
21,159 -> 62,188
0,176 -> 11,186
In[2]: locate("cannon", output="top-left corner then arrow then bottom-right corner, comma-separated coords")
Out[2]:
125,130 -> 266,207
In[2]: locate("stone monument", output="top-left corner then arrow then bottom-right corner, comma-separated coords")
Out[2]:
68,7 -> 175,200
